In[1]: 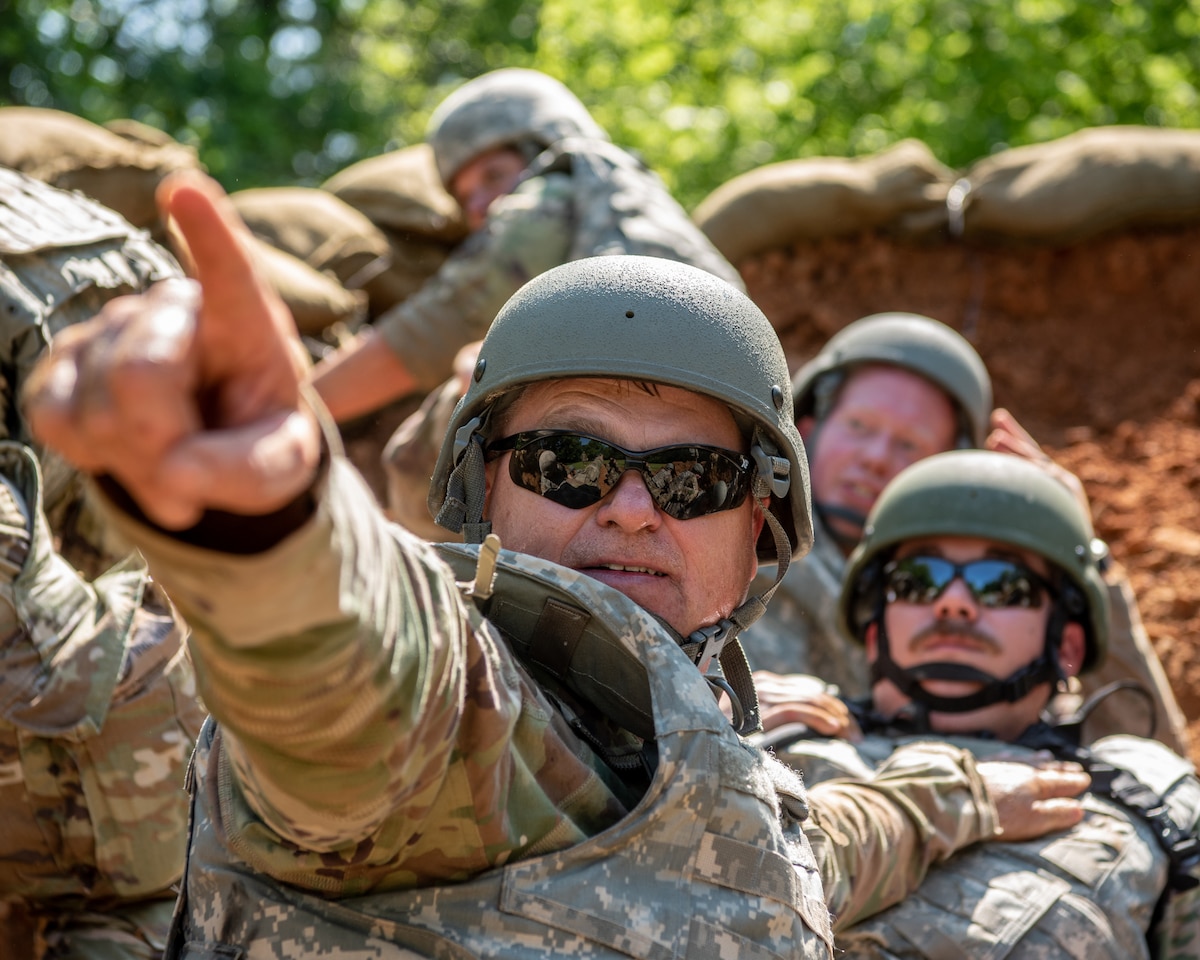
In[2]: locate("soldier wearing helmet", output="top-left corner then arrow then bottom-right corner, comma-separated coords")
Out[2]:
25,174 -> 1094,958
310,67 -> 741,426
767,450 -> 1200,958
0,169 -> 205,958
745,312 -> 1188,758
744,312 -> 992,695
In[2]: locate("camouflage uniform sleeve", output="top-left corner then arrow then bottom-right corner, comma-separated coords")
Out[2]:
96,457 -> 469,850
374,173 -> 574,393
95,456 -> 626,881
803,740 -> 997,930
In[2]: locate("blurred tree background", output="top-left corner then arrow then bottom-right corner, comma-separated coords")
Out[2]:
1,0 -> 1197,208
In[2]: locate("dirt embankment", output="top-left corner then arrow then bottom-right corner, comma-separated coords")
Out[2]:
742,224 -> 1200,762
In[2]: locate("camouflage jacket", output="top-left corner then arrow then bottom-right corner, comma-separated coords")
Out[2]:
741,512 -> 869,696
97,457 -> 999,958
374,138 -> 743,394
777,731 -> 1200,957
0,442 -> 204,922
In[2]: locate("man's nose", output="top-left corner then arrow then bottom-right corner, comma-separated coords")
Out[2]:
856,432 -> 893,472
933,576 -> 978,621
594,469 -> 661,530
463,191 -> 492,230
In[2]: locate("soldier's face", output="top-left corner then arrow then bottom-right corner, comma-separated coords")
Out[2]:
867,535 -> 1085,740
451,146 -> 528,232
801,365 -> 958,548
484,378 -> 765,640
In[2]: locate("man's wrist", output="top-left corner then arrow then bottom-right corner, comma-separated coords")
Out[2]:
94,439 -> 330,555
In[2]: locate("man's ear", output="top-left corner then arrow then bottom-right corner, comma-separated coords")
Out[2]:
864,621 -> 879,661
797,415 -> 816,444
748,498 -> 768,577
482,458 -> 497,514
1058,622 -> 1086,678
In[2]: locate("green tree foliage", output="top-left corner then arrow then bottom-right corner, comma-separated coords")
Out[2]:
2,0 -> 1197,208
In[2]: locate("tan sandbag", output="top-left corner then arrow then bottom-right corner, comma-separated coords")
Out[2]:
693,140 -> 955,263
230,186 -> 391,292
322,144 -> 468,243
958,126 -> 1200,243
103,117 -> 179,148
240,235 -> 367,336
0,107 -> 202,231
361,228 -> 457,315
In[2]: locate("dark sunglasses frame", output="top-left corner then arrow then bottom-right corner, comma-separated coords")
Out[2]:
486,429 -> 754,521
883,555 -> 1055,609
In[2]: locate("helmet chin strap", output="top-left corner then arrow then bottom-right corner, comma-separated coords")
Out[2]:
869,611 -> 1067,716
679,469 -> 796,738
813,501 -> 868,553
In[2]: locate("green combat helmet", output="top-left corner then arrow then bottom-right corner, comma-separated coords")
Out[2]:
792,312 -> 993,449
429,255 -> 811,727
426,68 -> 609,189
840,449 -> 1110,716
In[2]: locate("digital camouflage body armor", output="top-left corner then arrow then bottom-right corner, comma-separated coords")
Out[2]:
779,731 -> 1200,959
522,135 -> 744,290
167,542 -> 835,959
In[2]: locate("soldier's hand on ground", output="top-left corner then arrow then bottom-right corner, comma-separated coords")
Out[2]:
23,171 -> 322,530
987,408 -> 1092,517
754,671 -> 862,739
978,757 -> 1090,842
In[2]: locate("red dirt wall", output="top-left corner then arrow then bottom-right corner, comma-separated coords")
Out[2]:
742,224 -> 1200,760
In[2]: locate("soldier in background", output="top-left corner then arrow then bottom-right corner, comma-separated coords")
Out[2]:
0,168 -> 205,959
766,450 -> 1200,957
744,311 -> 1190,757
311,67 -> 741,426
24,172 -> 1090,958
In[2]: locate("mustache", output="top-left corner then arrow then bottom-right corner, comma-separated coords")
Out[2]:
907,620 -> 1002,655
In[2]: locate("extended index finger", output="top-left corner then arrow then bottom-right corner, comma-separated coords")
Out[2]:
156,172 -> 291,347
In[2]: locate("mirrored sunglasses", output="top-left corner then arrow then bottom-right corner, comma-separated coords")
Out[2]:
486,430 -> 753,521
883,555 -> 1053,609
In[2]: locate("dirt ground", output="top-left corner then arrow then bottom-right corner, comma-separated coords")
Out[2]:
741,224 -> 1200,763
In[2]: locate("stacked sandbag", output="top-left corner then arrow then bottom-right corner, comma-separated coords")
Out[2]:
693,139 -> 956,264
322,144 -> 468,312
954,126 -> 1200,243
241,234 -> 371,337
230,187 -> 394,335
0,107 -> 203,235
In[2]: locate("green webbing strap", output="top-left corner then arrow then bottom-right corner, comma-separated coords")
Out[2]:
434,437 -> 492,543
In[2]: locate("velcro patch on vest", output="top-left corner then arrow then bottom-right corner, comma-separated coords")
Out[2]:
693,831 -> 802,907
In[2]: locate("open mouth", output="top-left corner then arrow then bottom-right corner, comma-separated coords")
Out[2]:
595,563 -> 665,577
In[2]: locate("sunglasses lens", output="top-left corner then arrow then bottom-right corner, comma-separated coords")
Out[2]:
962,560 -> 1044,608
885,557 -> 953,604
885,557 -> 1045,608
501,433 -> 750,519
647,449 -> 750,520
507,435 -> 613,509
